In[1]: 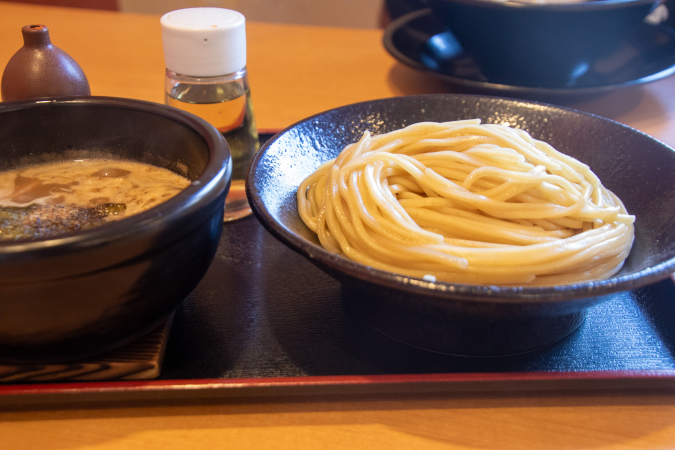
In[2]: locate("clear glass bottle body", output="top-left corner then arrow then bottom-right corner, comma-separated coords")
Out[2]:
165,68 -> 259,221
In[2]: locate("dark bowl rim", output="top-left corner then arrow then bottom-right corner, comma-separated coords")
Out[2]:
381,8 -> 675,96
247,93 -> 675,304
428,0 -> 659,12
0,96 -> 231,255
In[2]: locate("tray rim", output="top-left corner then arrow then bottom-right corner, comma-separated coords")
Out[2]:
1,370 -> 674,407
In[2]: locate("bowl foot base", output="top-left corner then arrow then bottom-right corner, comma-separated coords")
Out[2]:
0,315 -> 173,382
342,287 -> 586,357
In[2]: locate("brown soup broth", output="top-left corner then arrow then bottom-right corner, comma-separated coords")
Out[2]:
0,159 -> 190,241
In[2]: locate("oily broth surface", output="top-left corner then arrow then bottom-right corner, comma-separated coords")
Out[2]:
0,158 -> 192,241
0,159 -> 191,217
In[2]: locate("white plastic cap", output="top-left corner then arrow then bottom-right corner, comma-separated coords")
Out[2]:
161,8 -> 246,77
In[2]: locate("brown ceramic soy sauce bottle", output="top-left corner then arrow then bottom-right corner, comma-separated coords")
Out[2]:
1,24 -> 90,102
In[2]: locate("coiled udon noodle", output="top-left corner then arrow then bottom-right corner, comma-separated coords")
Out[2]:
297,120 -> 634,286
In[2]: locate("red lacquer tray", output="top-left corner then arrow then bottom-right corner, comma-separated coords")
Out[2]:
2,215 -> 675,407
3,128 -> 675,406
2,371 -> 675,407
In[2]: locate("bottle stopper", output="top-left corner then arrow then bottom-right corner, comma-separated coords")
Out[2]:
161,8 -> 247,77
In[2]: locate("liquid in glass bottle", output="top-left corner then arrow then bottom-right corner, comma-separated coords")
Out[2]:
161,8 -> 259,221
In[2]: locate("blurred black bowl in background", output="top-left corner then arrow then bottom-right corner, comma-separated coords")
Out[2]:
383,8 -> 675,99
427,0 -> 660,87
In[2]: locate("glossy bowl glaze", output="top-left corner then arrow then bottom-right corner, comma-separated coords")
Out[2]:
0,97 -> 231,363
382,8 -> 675,99
427,0 -> 660,87
247,94 -> 675,356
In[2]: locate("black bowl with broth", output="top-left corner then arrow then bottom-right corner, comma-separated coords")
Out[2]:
427,0 -> 660,87
247,94 -> 675,356
0,97 -> 231,363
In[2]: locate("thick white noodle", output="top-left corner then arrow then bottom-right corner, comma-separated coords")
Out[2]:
297,120 -> 635,286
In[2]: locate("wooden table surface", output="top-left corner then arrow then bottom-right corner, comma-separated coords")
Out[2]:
1,2 -> 675,449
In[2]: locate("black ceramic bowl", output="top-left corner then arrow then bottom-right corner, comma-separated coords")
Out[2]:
247,94 -> 675,357
427,0 -> 660,87
0,97 -> 231,363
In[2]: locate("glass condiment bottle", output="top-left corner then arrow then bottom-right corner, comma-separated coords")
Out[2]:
161,8 -> 259,221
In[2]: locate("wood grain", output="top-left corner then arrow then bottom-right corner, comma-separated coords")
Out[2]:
2,1 -> 675,144
1,2 -> 675,449
0,317 -> 172,382
2,393 -> 675,449
3,0 -> 117,10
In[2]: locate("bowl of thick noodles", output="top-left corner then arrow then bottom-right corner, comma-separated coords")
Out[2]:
247,94 -> 675,356
0,97 -> 231,363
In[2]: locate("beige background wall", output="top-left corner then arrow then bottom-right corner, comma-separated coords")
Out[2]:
118,0 -> 384,28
